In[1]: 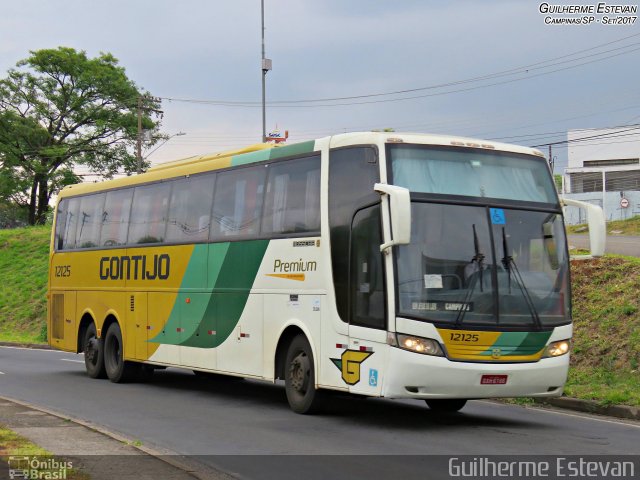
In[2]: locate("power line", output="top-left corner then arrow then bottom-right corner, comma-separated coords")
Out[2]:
529,126 -> 640,147
157,34 -> 640,108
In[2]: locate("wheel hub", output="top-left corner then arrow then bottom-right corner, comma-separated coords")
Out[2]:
289,352 -> 309,393
85,337 -> 97,363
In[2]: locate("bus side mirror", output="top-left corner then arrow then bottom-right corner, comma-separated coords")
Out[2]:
374,183 -> 411,252
561,197 -> 606,259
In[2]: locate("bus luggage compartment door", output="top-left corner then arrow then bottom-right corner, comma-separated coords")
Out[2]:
50,291 -> 77,352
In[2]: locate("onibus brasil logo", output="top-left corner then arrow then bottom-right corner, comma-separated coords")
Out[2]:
8,456 -> 73,480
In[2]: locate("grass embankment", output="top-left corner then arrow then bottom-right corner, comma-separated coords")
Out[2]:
0,226 -> 638,406
0,226 -> 49,343
567,214 -> 640,235
566,256 -> 640,406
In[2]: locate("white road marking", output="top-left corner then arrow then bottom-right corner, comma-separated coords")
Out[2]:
60,359 -> 85,364
479,400 -> 640,429
0,371 -> 5,375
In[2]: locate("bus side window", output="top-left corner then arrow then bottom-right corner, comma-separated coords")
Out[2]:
211,166 -> 265,240
261,155 -> 321,235
54,199 -> 68,251
128,183 -> 172,244
76,193 -> 105,249
61,198 -> 81,250
166,173 -> 215,244
100,188 -> 133,247
350,206 -> 385,329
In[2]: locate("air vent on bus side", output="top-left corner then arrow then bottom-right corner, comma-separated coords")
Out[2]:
130,295 -> 135,312
52,294 -> 65,339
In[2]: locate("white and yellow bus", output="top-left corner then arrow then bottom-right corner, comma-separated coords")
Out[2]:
48,132 -> 605,414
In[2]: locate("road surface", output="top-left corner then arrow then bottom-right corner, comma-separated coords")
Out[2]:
568,234 -> 639,257
1,346 -> 638,479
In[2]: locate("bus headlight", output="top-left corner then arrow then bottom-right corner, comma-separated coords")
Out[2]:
544,339 -> 571,357
391,333 -> 444,356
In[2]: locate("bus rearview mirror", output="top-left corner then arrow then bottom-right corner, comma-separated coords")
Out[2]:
374,183 -> 411,252
561,197 -> 606,259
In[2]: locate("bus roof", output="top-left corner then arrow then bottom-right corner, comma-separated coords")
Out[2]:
57,132 -> 545,199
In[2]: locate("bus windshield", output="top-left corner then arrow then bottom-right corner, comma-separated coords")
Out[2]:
391,144 -> 568,328
389,144 -> 558,204
396,203 -> 570,328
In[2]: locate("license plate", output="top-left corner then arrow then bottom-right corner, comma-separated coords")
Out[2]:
481,374 -> 508,385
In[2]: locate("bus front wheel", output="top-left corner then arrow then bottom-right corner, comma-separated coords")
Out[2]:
104,323 -> 138,383
425,399 -> 467,412
83,323 -> 106,379
285,335 -> 323,414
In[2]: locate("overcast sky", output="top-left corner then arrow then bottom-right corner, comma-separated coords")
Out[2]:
2,0 -> 639,172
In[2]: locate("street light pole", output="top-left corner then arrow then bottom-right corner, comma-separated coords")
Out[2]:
261,0 -> 272,143
144,132 -> 186,161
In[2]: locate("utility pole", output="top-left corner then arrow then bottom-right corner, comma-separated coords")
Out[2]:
137,96 -> 143,174
136,94 -> 163,174
261,0 -> 272,143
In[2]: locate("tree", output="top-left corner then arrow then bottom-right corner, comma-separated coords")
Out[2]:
0,47 -> 164,225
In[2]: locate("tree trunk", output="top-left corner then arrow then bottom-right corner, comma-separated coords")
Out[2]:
35,177 -> 49,225
28,175 -> 39,225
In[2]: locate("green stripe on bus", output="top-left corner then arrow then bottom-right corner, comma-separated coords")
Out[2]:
231,149 -> 272,166
149,240 -> 269,348
268,141 -> 316,160
510,331 -> 553,355
478,330 -> 552,357
184,239 -> 269,348
230,140 -> 316,167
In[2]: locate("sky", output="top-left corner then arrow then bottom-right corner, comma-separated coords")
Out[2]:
1,0 -> 639,173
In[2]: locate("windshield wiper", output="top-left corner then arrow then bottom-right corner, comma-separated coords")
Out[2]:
455,224 -> 484,326
472,224 -> 485,292
501,227 -> 543,330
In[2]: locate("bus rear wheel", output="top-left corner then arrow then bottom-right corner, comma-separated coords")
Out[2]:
285,335 -> 323,414
425,399 -> 467,412
104,323 -> 139,383
83,323 -> 106,379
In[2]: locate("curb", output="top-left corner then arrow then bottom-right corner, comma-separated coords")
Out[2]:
533,397 -> 640,421
0,395 -> 233,480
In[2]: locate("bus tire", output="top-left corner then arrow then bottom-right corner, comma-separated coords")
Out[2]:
104,323 -> 137,383
285,335 -> 323,414
425,399 -> 467,412
83,323 -> 106,379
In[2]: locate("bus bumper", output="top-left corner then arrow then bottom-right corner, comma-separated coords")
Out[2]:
382,346 -> 569,399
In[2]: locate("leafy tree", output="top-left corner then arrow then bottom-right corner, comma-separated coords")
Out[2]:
0,47 -> 163,224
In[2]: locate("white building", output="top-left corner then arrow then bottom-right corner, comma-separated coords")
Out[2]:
563,127 -> 640,223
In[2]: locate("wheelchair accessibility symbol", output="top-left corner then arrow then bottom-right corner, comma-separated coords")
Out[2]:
490,208 -> 506,225
369,368 -> 378,387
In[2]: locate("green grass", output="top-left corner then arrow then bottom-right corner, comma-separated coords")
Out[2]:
0,425 -> 51,456
567,214 -> 640,235
0,226 -> 50,343
566,255 -> 640,406
564,368 -> 640,407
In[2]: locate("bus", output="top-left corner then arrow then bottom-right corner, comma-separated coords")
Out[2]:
48,132 -> 605,414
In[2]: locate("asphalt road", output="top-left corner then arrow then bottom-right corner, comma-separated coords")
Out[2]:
568,234 -> 640,257
1,346 -> 639,479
